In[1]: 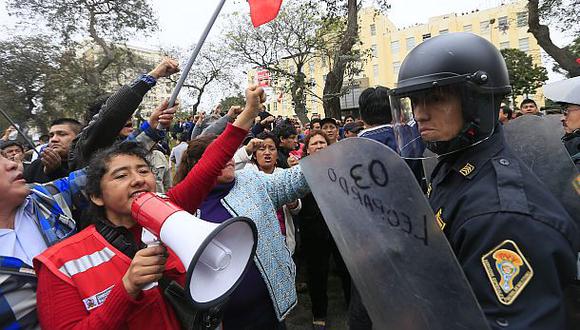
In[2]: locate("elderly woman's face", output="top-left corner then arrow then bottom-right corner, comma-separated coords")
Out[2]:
307,134 -> 328,155
90,154 -> 156,225
255,138 -> 278,173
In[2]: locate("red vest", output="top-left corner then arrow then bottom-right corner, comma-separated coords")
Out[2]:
35,225 -> 183,330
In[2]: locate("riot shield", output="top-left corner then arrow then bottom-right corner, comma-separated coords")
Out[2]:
301,138 -> 488,330
504,115 -> 580,226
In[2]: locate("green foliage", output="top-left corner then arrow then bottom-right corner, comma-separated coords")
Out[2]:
500,48 -> 548,99
0,35 -> 63,132
7,0 -> 158,44
220,93 -> 246,110
2,0 -> 159,132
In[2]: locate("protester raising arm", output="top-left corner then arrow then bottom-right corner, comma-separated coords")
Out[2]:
33,86 -> 265,330
167,85 -> 265,213
68,58 -> 179,170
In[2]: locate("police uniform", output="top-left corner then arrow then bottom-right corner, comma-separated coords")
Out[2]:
428,126 -> 579,329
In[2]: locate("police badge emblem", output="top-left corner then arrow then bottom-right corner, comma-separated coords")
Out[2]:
481,240 -> 533,305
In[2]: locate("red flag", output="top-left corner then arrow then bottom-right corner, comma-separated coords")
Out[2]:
248,0 -> 283,27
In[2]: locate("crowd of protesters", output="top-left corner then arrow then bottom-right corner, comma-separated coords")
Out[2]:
1,32 -> 580,330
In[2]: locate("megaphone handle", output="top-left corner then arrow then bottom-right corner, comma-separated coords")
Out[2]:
141,228 -> 161,290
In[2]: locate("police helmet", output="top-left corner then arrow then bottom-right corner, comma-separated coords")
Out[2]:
390,32 -> 512,157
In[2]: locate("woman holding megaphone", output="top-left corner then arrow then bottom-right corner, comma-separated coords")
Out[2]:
33,86 -> 266,330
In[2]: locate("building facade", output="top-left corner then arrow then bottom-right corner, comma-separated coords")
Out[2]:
255,0 -> 543,119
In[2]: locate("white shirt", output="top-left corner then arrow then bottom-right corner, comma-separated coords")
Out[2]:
169,142 -> 188,169
0,198 -> 48,266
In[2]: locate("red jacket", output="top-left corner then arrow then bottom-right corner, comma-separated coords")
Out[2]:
34,123 -> 249,329
35,225 -> 183,330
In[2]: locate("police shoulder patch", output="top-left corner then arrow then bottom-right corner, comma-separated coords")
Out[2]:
481,240 -> 533,305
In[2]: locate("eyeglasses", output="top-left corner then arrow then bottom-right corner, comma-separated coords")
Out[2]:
562,105 -> 580,116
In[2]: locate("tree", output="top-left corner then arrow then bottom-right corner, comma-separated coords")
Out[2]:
167,43 -> 237,117
220,93 -> 246,110
0,35 -> 63,132
527,0 -> 580,77
552,37 -> 580,77
310,0 -> 390,119
225,2 -> 324,123
500,48 -> 548,104
8,0 -> 158,95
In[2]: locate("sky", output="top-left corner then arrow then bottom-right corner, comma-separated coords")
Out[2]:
0,0 -> 573,107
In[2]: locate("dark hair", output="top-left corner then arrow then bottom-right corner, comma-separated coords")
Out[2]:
344,115 -> 356,122
302,130 -> 330,156
273,124 -> 297,140
174,135 -> 217,184
39,134 -> 50,143
520,98 -> 537,108
500,105 -> 513,119
84,141 -> 150,226
256,131 -> 280,146
0,140 -> 24,152
310,118 -> 322,127
252,131 -> 279,169
50,118 -> 83,135
178,132 -> 189,142
359,86 -> 392,126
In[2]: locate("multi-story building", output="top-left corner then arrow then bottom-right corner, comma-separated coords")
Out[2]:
257,0 -> 543,119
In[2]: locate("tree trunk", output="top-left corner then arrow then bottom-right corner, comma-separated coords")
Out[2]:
322,0 -> 358,119
527,0 -> 580,77
291,71 -> 310,123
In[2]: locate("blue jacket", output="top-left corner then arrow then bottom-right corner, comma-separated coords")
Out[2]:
1,169 -> 87,330
213,165 -> 310,320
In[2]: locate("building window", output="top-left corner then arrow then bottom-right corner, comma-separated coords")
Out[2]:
390,40 -> 400,56
439,29 -> 449,35
480,20 -> 490,33
422,33 -> 431,40
309,62 -> 315,75
518,37 -> 529,52
406,37 -> 416,51
370,24 -> 376,36
340,86 -> 363,110
498,16 -> 508,31
500,41 -> 510,49
517,12 -> 527,27
393,61 -> 401,76
371,44 -> 378,57
463,24 -> 472,32
373,64 -> 379,80
321,56 -> 327,67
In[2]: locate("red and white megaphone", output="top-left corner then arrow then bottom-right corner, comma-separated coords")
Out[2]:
131,192 -> 257,308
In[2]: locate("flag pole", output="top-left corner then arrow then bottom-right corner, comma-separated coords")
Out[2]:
167,0 -> 227,109
0,108 -> 41,156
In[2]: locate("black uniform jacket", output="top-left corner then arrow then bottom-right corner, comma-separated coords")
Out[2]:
428,127 -> 579,330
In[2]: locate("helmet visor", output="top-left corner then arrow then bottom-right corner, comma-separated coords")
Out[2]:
390,83 -> 498,159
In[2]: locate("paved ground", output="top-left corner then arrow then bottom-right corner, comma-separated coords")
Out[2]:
286,264 -> 349,330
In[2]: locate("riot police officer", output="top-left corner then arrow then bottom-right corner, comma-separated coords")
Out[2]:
389,33 -> 579,329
